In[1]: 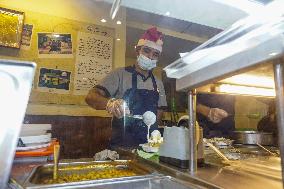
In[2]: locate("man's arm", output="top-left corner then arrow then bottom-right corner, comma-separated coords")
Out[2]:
85,88 -> 109,110
196,103 -> 228,124
86,88 -> 126,118
196,103 -> 211,117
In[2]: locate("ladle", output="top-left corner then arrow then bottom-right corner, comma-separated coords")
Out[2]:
203,139 -> 230,163
53,144 -> 60,180
256,143 -> 278,157
127,111 -> 156,126
127,111 -> 156,141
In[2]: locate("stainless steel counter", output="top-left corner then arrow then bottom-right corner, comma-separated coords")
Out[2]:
9,150 -> 283,189
139,157 -> 282,189
9,159 -> 208,189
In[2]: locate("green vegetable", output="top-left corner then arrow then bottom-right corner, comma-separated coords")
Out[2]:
235,128 -> 257,131
137,149 -> 158,159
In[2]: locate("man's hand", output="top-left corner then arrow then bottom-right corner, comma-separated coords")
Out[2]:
208,108 -> 228,123
106,98 -> 130,118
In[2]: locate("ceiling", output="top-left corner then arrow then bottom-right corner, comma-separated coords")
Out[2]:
96,0 -> 277,96
101,0 -> 274,67
84,0 -> 272,69
107,0 -> 274,29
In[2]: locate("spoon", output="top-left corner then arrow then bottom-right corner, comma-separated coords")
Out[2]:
53,144 -> 60,180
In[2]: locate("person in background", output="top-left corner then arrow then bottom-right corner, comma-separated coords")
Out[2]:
257,100 -> 278,144
85,27 -> 167,148
196,93 -> 235,138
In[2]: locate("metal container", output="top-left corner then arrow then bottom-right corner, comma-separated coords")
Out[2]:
0,59 -> 36,188
24,160 -> 157,188
233,131 -> 274,146
22,160 -> 202,189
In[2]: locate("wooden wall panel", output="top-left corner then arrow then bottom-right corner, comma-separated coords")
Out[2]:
24,115 -> 112,159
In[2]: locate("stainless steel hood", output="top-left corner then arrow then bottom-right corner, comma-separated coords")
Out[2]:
0,59 -> 35,189
163,0 -> 284,92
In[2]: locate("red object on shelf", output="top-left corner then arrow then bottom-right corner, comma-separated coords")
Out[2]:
15,140 -> 59,157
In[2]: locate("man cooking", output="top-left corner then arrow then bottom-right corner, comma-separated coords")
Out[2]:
85,27 -> 167,148
257,99 -> 278,145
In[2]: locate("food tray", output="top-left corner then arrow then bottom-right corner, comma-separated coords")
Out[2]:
24,160 -> 156,188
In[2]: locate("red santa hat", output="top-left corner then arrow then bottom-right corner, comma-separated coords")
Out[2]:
137,27 -> 163,52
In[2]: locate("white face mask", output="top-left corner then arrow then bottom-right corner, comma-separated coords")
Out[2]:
137,54 -> 157,71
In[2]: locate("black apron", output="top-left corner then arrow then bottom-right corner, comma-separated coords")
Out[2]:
111,67 -> 159,148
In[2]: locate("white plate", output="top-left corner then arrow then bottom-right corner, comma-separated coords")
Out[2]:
16,143 -> 51,151
20,124 -> 51,136
20,133 -> 51,145
24,142 -> 50,147
214,141 -> 233,146
140,143 -> 159,153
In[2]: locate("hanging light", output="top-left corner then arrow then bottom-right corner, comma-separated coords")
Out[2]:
110,0 -> 122,20
216,84 -> 275,97
100,18 -> 107,23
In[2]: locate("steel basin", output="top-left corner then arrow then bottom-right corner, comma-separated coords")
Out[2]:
24,160 -> 154,188
22,160 -> 203,189
233,131 -> 274,146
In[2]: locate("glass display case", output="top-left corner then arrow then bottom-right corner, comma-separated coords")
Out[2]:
164,0 -> 284,183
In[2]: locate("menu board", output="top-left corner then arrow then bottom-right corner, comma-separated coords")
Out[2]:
74,32 -> 113,95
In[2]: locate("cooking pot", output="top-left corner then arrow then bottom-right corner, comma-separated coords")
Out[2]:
233,131 -> 274,146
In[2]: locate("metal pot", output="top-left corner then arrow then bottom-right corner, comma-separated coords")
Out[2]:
233,131 -> 274,146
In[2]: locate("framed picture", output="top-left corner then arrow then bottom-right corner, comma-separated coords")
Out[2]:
0,7 -> 24,48
38,33 -> 73,58
21,24 -> 33,50
37,67 -> 71,94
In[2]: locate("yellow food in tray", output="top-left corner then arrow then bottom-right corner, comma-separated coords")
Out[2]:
149,141 -> 162,148
43,168 -> 137,184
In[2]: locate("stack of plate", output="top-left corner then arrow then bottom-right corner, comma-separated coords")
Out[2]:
17,124 -> 52,151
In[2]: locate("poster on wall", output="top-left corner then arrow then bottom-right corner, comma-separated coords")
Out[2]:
37,33 -> 73,58
74,32 -> 113,95
21,24 -> 33,50
37,67 -> 71,94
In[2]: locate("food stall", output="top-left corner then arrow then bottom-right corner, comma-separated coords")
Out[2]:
1,0 -> 284,189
